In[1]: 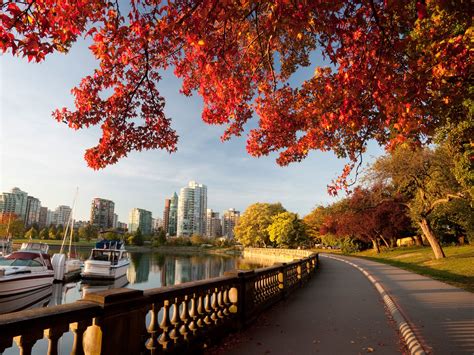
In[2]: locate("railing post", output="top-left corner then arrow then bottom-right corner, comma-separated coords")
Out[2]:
14,331 -> 43,355
274,263 -> 288,299
81,288 -> 149,355
224,270 -> 255,329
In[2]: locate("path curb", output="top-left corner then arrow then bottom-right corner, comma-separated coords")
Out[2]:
321,254 -> 426,355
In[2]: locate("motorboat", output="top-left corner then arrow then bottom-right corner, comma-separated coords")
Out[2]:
0,242 -> 54,296
81,240 -> 130,280
52,187 -> 82,282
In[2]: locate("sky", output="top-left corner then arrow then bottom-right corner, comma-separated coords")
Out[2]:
1,38 -> 385,223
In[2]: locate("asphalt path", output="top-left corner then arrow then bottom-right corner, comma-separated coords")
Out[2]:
209,256 -> 404,355
333,255 -> 474,354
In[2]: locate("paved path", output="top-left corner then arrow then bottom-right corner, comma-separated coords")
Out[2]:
209,256 -> 404,355
332,255 -> 474,354
209,255 -> 474,355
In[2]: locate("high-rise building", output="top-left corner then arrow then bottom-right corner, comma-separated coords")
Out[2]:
163,198 -> 171,233
222,208 -> 240,239
117,222 -> 128,231
25,196 -> 41,226
129,208 -> 153,235
0,187 -> 28,220
206,209 -> 222,238
168,192 -> 178,236
177,181 -> 207,237
153,217 -> 163,231
38,206 -> 48,228
113,213 -> 118,229
90,198 -> 115,231
52,205 -> 72,226
46,209 -> 54,226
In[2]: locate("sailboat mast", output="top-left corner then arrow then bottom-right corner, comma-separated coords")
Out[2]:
68,187 -> 79,258
59,187 -> 79,256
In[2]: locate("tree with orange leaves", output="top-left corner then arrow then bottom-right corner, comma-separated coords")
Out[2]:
1,0 -> 471,192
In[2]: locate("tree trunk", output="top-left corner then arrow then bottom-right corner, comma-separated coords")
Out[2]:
372,238 -> 380,254
418,218 -> 445,259
414,235 -> 423,246
379,235 -> 390,248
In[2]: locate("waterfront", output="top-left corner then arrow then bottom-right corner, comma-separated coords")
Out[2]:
1,249 -> 270,354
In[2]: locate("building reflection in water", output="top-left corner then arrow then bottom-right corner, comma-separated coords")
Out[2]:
127,252 -> 151,284
125,252 -> 270,288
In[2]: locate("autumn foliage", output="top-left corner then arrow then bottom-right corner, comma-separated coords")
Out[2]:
1,0 -> 471,192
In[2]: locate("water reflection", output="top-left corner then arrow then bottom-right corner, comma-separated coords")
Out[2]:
0,286 -> 52,314
1,251 -> 273,355
0,251 -> 272,315
81,275 -> 129,297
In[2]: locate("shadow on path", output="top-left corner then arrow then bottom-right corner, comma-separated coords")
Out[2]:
208,257 -> 404,355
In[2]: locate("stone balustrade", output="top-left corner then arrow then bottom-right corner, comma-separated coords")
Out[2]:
0,251 -> 318,355
243,247 -> 314,262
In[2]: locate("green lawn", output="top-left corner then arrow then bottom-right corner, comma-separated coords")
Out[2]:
352,245 -> 474,292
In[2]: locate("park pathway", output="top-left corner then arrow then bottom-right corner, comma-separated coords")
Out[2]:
209,255 -> 474,355
209,256 -> 404,355
332,255 -> 474,354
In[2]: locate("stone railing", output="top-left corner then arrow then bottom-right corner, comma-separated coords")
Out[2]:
0,252 -> 318,355
243,247 -> 313,262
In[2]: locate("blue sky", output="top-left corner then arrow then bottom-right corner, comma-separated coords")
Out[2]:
1,38 -> 385,223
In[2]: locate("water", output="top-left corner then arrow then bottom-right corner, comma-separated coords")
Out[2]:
1,249 -> 270,354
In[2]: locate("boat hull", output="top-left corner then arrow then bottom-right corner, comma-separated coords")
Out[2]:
81,260 -> 130,280
0,272 -> 54,296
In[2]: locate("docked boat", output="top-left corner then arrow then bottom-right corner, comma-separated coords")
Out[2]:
81,240 -> 130,280
0,243 -> 54,296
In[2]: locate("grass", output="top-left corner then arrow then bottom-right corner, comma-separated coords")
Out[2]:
351,245 -> 474,292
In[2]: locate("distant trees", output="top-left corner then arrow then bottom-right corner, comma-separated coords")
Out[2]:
102,231 -> 120,240
234,203 -> 286,247
0,213 -> 25,238
24,227 -> 39,239
39,228 -> 49,240
48,225 -> 58,240
154,228 -> 167,246
235,203 -> 309,248
128,228 -> 144,246
268,212 -> 307,248
78,224 -> 99,241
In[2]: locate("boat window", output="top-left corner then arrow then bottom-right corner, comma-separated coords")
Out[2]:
0,257 -> 14,266
92,250 -> 112,261
27,259 -> 44,267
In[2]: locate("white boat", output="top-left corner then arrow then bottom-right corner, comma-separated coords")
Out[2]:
81,240 -> 130,280
0,243 -> 54,296
52,187 -> 82,282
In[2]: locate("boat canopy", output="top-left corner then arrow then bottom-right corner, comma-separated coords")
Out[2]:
95,240 -> 124,249
0,252 -> 53,269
